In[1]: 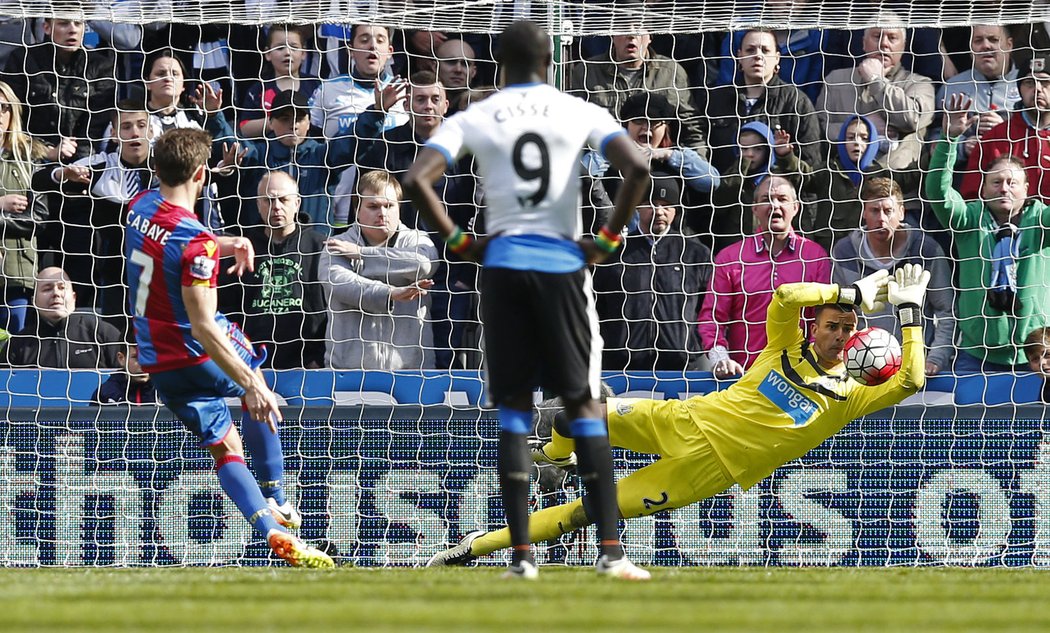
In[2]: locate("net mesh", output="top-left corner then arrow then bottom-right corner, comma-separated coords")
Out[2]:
0,2 -> 1047,567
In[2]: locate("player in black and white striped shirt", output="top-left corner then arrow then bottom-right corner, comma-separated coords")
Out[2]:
405,20 -> 651,580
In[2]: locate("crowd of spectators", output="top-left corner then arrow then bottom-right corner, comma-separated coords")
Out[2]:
0,15 -> 1048,393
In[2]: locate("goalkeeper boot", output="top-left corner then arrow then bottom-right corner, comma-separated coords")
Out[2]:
267,497 -> 302,530
529,439 -> 577,470
426,530 -> 485,567
267,530 -> 335,569
595,555 -> 651,581
500,559 -> 538,580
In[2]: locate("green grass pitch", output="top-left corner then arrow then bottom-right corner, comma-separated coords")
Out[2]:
3,566 -> 1048,632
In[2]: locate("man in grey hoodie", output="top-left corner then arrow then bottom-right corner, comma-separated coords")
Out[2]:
831,177 -> 955,375
321,170 -> 439,369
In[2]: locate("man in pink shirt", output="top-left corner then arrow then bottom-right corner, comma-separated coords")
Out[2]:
699,174 -> 831,378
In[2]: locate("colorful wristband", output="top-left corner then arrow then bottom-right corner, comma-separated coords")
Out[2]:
595,226 -> 622,254
445,226 -> 473,255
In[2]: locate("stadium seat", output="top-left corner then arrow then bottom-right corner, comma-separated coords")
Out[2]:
951,373 -> 1044,406
0,370 -> 111,407
332,391 -> 399,405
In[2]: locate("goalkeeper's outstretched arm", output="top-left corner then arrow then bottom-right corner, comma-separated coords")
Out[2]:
766,270 -> 890,350
850,264 -> 931,415
884,263 -> 929,393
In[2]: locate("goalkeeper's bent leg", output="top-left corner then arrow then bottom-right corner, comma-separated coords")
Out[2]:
546,410 -> 576,459
471,449 -> 736,557
471,498 -> 589,557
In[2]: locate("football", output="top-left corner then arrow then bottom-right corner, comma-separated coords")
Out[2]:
843,327 -> 902,386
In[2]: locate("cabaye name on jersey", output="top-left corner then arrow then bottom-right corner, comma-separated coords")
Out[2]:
127,209 -> 173,245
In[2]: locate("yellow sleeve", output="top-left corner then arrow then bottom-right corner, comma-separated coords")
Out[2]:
846,325 -> 926,418
765,282 -> 847,350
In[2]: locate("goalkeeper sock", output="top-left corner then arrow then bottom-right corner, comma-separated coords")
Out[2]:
215,454 -> 283,537
497,427 -> 534,565
547,427 -> 576,460
472,498 -> 587,557
241,404 -> 286,505
573,419 -> 624,561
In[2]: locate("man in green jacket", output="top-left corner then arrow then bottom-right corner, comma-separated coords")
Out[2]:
928,93 -> 1050,371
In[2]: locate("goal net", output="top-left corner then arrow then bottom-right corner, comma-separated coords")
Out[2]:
0,1 -> 1048,567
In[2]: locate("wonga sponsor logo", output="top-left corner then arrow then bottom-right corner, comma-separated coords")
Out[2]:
758,371 -> 818,426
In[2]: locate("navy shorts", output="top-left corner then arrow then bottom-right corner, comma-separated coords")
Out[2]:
151,360 -> 247,447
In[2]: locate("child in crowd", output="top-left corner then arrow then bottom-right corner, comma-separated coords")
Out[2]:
710,121 -> 793,254
93,344 -> 158,405
238,24 -> 321,139
791,115 -> 919,252
1025,327 -> 1050,404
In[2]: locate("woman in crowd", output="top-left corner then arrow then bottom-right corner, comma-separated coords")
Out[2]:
699,28 -> 823,176
0,80 -> 47,334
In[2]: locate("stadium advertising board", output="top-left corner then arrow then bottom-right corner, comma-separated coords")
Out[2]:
1,406 -> 1048,567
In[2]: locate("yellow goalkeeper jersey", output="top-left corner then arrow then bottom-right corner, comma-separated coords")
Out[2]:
693,283 -> 925,490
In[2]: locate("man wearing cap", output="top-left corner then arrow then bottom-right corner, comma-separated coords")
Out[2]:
234,90 -> 357,232
592,173 -> 712,371
583,92 -> 719,202
961,50 -> 1050,202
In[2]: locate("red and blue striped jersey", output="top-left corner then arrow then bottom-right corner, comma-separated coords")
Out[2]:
125,190 -> 221,372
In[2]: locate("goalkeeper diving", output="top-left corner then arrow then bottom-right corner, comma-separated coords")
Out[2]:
429,264 -> 930,569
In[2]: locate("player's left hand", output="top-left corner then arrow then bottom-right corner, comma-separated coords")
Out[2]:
244,377 -> 283,432
850,268 -> 889,313
192,82 -> 224,115
578,237 -> 617,265
226,237 -> 256,276
888,263 -> 931,307
374,76 -> 408,112
448,235 -> 488,263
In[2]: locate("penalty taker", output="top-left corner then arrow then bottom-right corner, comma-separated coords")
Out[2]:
429,266 -> 930,572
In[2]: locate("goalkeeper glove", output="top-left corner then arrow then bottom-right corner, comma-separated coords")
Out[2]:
888,263 -> 931,327
839,269 -> 889,313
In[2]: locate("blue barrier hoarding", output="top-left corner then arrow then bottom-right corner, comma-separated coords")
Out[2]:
1,405 -> 1048,567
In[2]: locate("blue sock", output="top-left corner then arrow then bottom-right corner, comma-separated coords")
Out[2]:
216,455 -> 283,537
241,406 -> 286,505
498,405 -> 532,434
